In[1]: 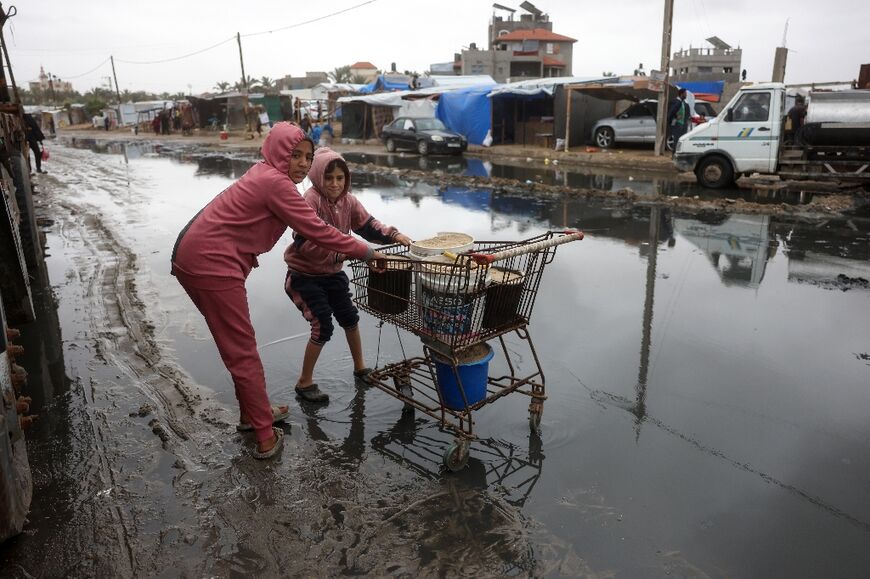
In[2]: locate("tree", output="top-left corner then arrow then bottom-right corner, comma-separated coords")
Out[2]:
233,75 -> 257,92
258,76 -> 275,92
214,81 -> 230,92
350,74 -> 369,84
329,65 -> 351,83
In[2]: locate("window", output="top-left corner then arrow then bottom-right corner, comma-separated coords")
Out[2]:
545,43 -> 554,55
403,119 -> 415,131
731,92 -> 771,122
622,104 -> 653,118
470,63 -> 485,74
723,67 -> 733,73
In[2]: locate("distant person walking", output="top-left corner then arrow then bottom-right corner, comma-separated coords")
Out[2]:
667,88 -> 691,154
23,113 -> 46,174
104,115 -> 110,131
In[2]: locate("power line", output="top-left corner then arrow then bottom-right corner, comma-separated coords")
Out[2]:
114,36 -> 235,65
58,57 -> 111,79
241,0 -> 378,38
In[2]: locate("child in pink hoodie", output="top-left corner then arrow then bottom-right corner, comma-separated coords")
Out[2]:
284,147 -> 411,403
171,124 -> 387,458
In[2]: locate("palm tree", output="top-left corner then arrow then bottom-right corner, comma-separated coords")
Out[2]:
233,75 -> 257,92
350,74 -> 369,85
329,65 -> 351,83
214,81 -> 230,92
259,76 -> 275,91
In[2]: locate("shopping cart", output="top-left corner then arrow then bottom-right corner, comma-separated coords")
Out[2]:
348,230 -> 583,471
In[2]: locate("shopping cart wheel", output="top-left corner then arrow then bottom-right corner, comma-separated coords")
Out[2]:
443,440 -> 470,472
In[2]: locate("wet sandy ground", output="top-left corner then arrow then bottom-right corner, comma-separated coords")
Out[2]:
1,140 -> 870,577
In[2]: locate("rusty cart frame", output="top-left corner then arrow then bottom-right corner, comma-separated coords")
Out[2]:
348,230 -> 583,471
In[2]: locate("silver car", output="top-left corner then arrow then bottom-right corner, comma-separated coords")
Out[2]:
591,99 -> 716,150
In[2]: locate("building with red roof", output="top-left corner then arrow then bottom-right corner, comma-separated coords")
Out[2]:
450,3 -> 576,83
349,62 -> 379,83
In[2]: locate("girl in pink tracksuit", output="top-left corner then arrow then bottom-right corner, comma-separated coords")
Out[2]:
284,148 -> 411,402
171,124 -> 386,458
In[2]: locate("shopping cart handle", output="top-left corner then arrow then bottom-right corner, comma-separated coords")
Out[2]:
469,253 -> 495,265
469,231 -> 584,265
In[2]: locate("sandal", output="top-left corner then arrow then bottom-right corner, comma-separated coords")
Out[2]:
353,368 -> 374,384
295,384 -> 329,403
237,404 -> 290,432
251,427 -> 284,459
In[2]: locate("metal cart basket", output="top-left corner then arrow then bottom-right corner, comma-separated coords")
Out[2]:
348,230 -> 583,470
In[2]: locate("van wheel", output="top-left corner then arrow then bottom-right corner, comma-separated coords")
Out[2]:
385,138 -> 396,152
594,127 -> 614,149
695,155 -> 734,188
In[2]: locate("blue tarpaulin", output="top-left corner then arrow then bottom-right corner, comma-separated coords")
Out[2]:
675,80 -> 724,96
436,85 -> 497,145
357,75 -> 411,94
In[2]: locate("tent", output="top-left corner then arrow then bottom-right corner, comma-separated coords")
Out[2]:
487,77 -> 607,146
436,84 -> 497,146
674,80 -> 725,103
357,75 -> 412,94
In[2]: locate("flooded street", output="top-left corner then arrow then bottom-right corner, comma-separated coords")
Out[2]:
2,140 -> 870,577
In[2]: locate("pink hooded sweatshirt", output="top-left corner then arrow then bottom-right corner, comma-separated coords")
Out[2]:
284,147 -> 398,276
171,123 -> 373,288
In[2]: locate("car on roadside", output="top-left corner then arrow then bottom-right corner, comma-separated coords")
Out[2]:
590,99 -> 717,151
381,117 -> 467,156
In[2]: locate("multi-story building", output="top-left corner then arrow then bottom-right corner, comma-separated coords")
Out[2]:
455,2 -> 575,82
28,66 -> 73,94
670,37 -> 742,83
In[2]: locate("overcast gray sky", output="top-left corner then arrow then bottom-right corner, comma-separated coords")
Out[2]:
7,0 -> 868,95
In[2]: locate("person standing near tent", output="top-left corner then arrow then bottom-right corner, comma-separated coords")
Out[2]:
171,123 -> 389,458
667,88 -> 691,154
23,114 -> 46,174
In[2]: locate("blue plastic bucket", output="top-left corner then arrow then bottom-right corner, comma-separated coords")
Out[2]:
433,343 -> 494,410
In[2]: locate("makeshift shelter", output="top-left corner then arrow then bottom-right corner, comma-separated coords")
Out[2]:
674,80 -> 725,103
487,77 -> 605,147
248,94 -> 282,126
436,85 -> 497,146
564,77 -> 682,149
357,74 -> 412,94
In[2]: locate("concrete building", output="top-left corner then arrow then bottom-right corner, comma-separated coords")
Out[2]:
349,62 -> 379,83
671,37 -> 742,83
489,1 -> 552,45
278,72 -> 329,91
28,66 -> 73,94
456,3 -> 575,83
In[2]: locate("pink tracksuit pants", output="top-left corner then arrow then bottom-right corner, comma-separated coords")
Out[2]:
178,278 -> 275,443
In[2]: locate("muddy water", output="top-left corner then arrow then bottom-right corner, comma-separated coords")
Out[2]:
2,140 -> 869,577
342,151 -> 816,205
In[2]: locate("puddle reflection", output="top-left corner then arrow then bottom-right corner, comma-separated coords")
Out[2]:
33,138 -> 870,576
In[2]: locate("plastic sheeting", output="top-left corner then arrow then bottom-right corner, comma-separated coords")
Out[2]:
676,80 -> 724,96
436,85 -> 497,145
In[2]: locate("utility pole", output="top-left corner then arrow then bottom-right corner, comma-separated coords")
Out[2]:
654,0 -> 675,156
0,2 -> 21,104
110,55 -> 122,103
236,32 -> 248,93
